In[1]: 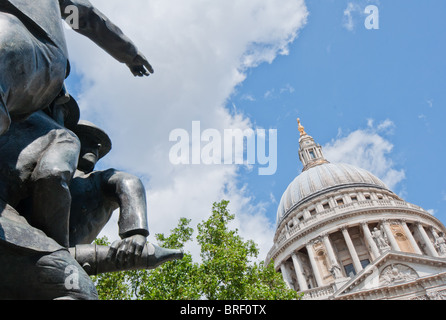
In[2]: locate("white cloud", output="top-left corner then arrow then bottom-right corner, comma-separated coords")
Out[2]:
263,84 -> 295,100
280,84 -> 295,94
323,119 -> 405,191
264,89 -> 275,99
65,0 -> 308,260
240,94 -> 256,102
376,118 -> 395,133
427,209 -> 436,216
343,2 -> 359,31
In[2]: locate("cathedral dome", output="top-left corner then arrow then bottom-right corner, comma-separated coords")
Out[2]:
276,162 -> 389,223
276,119 -> 390,225
268,119 -> 446,301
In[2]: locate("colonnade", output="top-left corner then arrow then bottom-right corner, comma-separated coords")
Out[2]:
279,219 -> 445,292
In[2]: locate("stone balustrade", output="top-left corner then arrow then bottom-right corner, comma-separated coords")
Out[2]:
300,284 -> 335,300
274,199 -> 438,250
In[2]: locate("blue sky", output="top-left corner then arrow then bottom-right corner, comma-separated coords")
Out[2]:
232,0 -> 446,225
65,0 -> 446,259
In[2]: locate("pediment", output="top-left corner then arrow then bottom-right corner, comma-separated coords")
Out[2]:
333,251 -> 446,299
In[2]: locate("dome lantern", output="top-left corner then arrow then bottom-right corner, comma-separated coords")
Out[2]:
297,118 -> 329,172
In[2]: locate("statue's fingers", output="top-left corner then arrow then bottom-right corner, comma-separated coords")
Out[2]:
106,240 -> 120,261
135,68 -> 145,77
117,239 -> 132,266
129,65 -> 141,77
142,68 -> 150,76
131,68 -> 141,77
134,241 -> 144,257
138,65 -> 150,76
143,60 -> 154,74
116,247 -> 126,266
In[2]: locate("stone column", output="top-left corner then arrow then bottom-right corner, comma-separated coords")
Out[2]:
291,253 -> 309,291
328,197 -> 337,209
382,220 -> 400,251
341,227 -> 363,274
322,233 -> 342,279
401,220 -> 422,255
280,263 -> 294,290
416,223 -> 439,257
361,222 -> 380,260
306,242 -> 324,287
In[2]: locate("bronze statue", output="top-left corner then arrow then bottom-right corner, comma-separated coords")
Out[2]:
0,98 -> 182,299
0,0 -> 153,135
0,100 -> 98,299
0,101 -> 81,248
0,0 -> 183,300
0,199 -> 98,300
68,121 -> 183,275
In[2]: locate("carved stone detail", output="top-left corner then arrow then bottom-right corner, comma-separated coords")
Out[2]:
379,264 -> 418,286
371,225 -> 391,253
427,290 -> 446,300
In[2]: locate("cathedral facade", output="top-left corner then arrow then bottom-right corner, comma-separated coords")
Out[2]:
266,120 -> 446,300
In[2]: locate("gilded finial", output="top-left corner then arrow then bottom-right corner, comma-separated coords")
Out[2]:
297,118 -> 306,136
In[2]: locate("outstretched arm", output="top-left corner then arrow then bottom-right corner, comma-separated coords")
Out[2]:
59,0 -> 154,76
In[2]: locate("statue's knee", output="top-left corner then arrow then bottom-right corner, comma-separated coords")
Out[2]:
36,250 -> 98,300
32,163 -> 75,188
32,133 -> 80,183
56,131 -> 81,155
42,169 -> 73,185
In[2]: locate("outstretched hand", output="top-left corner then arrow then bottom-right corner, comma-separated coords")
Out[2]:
127,52 -> 154,77
106,234 -> 147,267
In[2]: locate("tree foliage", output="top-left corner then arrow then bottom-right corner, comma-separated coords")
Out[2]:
92,200 -> 300,300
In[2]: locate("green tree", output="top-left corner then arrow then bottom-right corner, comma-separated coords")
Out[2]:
92,200 -> 300,300
128,217 -> 202,300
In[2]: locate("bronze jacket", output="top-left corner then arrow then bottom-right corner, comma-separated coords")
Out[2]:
4,0 -> 139,69
6,0 -> 68,55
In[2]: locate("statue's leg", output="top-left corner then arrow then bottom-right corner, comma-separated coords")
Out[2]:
0,96 -> 10,135
0,244 -> 98,300
0,12 -> 16,135
0,12 -> 66,130
30,129 -> 81,248
35,249 -> 99,300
